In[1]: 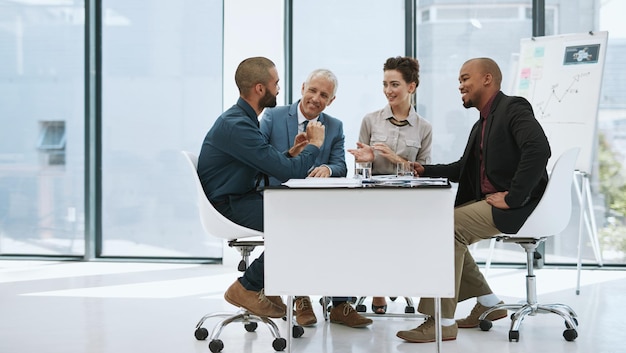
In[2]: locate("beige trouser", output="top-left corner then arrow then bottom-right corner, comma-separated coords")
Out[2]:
418,200 -> 501,318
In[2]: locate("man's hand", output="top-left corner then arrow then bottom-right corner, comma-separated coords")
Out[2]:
288,132 -> 309,157
347,142 -> 375,162
412,162 -> 425,176
307,165 -> 331,178
486,191 -> 510,210
306,121 -> 325,147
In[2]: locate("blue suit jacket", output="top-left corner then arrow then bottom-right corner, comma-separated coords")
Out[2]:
260,100 -> 347,185
198,98 -> 321,203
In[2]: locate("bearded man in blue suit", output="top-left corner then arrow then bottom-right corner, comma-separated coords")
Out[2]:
259,69 -> 371,329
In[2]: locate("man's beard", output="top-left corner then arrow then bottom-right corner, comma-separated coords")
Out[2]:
259,89 -> 277,109
462,99 -> 474,109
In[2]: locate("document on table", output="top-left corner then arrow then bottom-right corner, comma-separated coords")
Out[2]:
368,175 -> 450,187
282,177 -> 362,188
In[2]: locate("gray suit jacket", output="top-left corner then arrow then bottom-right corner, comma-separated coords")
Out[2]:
260,100 -> 347,185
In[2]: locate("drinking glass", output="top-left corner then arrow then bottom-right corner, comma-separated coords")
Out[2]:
396,161 -> 414,177
354,161 -> 372,180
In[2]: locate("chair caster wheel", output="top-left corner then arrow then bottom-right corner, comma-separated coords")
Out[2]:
237,260 -> 247,272
292,325 -> 304,338
244,322 -> 257,332
563,328 -> 578,341
272,337 -> 287,351
405,306 -> 415,314
209,339 -> 224,353
389,297 -> 398,301
195,327 -> 209,340
356,304 -> 366,312
509,330 -> 520,342
479,320 -> 492,331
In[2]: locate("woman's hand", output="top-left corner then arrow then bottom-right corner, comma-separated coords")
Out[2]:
347,142 -> 375,162
372,143 -> 400,163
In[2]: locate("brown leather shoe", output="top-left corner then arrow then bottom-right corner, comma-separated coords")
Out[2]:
456,301 -> 507,328
294,296 -> 317,326
329,302 -> 372,328
371,296 -> 387,314
396,317 -> 458,343
266,295 -> 287,314
223,280 -> 286,318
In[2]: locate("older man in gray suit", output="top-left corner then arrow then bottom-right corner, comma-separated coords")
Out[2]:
260,69 -> 370,329
260,69 -> 347,186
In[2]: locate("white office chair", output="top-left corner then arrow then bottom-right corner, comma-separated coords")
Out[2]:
478,155 -> 593,292
182,151 -> 292,352
478,147 -> 580,342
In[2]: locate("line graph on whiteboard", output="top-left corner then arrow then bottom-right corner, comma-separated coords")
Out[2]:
513,32 -> 607,173
515,41 -> 601,125
524,71 -> 592,121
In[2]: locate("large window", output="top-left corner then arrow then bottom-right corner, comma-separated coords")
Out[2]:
416,0 -> 626,266
596,1 -> 626,265
1,0 -> 623,265
292,0 -> 405,176
415,1 -> 533,265
100,0 -> 223,258
0,1 -> 85,256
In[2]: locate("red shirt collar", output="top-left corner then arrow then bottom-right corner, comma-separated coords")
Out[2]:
479,91 -> 499,120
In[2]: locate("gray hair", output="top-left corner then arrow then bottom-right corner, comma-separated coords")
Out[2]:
305,69 -> 338,97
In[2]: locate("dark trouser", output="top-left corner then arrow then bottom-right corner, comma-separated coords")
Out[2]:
240,252 -> 265,291
332,297 -> 351,306
295,296 -> 350,306
215,192 -> 265,291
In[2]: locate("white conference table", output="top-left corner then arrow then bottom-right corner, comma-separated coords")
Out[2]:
264,181 -> 455,352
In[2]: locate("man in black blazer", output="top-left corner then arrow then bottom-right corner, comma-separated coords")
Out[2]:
397,57 -> 551,343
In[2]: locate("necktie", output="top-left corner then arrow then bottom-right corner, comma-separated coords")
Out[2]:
302,120 -> 309,133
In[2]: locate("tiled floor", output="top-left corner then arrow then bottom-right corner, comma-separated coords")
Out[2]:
1,260 -> 625,353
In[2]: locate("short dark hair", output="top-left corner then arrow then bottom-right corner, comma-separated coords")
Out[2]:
235,57 -> 276,94
383,56 -> 420,87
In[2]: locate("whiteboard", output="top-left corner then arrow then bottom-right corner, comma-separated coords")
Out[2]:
512,31 -> 608,173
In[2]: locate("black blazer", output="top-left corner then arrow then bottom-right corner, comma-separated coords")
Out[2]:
423,91 -> 551,233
